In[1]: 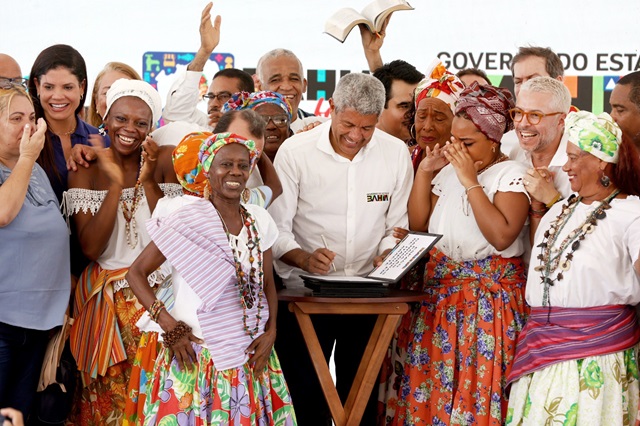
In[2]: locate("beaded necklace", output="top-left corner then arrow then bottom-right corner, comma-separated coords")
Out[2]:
535,189 -> 620,310
217,205 -> 265,338
121,153 -> 145,249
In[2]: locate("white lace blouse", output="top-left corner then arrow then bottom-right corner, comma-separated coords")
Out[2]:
64,183 -> 183,289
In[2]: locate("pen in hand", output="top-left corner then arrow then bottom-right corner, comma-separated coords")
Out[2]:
320,234 -> 337,272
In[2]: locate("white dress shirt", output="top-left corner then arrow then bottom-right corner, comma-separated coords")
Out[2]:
162,71 -> 211,129
509,133 -> 572,199
268,121 -> 413,288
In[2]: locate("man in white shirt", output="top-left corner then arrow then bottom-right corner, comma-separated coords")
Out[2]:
255,49 -> 325,133
268,72 -> 413,425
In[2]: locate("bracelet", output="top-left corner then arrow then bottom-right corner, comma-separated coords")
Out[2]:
546,192 -> 563,208
161,320 -> 192,348
529,208 -> 548,215
465,184 -> 482,195
148,299 -> 166,323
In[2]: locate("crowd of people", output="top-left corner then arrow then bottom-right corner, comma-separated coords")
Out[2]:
2,3 -> 640,426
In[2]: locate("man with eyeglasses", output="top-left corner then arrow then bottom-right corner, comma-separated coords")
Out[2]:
162,3 -> 254,129
0,53 -> 26,89
509,76 -> 573,247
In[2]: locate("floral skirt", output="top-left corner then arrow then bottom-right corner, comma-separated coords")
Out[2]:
124,331 -> 160,425
391,249 -> 528,426
67,287 -> 146,426
142,343 -> 297,425
507,344 -> 640,426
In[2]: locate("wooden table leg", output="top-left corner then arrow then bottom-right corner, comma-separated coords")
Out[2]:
343,313 -> 403,426
291,303 -> 347,426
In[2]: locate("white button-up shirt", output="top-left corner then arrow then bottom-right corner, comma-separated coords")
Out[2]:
268,121 -> 413,288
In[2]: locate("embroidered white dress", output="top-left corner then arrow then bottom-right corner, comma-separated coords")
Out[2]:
507,196 -> 640,426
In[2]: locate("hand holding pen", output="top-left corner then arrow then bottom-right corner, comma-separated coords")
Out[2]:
321,235 -> 337,272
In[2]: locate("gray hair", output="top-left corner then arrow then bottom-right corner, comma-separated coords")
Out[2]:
332,73 -> 385,116
520,76 -> 571,113
256,49 -> 304,83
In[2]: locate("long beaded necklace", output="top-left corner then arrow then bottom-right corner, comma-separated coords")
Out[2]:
121,152 -> 145,249
217,205 -> 265,338
535,189 -> 620,311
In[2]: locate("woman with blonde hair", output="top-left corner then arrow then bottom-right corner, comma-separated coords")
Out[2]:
0,83 -> 69,420
87,62 -> 142,128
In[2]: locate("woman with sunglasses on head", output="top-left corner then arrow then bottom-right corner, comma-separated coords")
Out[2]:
0,84 -> 69,421
390,83 -> 531,425
506,112 -> 640,425
64,79 -> 182,425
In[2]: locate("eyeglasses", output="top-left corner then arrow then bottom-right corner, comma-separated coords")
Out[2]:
0,77 -> 28,90
260,114 -> 289,128
202,91 -> 232,103
509,107 -> 563,125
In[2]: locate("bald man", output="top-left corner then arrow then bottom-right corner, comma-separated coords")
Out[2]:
0,53 -> 25,87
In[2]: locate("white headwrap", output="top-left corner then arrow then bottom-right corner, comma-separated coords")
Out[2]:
104,79 -> 162,124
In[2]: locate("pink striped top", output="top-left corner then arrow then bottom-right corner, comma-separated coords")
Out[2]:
146,196 -> 278,370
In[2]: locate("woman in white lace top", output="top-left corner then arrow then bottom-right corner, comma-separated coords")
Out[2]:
64,79 -> 182,425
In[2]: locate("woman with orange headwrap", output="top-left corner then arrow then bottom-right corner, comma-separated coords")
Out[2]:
126,132 -> 296,425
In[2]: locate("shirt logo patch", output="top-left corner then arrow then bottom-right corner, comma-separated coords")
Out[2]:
367,192 -> 389,202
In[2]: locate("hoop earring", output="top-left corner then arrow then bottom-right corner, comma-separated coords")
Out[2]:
410,124 -> 416,140
599,170 -> 611,187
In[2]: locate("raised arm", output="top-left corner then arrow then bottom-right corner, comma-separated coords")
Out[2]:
187,2 -> 221,73
358,15 -> 390,72
163,3 -> 221,125
0,120 -> 46,227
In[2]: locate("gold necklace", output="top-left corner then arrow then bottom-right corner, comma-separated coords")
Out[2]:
478,153 -> 508,175
51,123 -> 77,137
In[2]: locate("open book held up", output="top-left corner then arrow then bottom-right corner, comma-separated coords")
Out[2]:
324,0 -> 414,43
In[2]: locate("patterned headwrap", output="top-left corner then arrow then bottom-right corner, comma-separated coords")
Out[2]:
414,59 -> 465,113
455,82 -> 516,144
172,132 -> 211,196
221,90 -> 293,121
199,132 -> 258,173
565,111 -> 622,164
172,132 -> 258,195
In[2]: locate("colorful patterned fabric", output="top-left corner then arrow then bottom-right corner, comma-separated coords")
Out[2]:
69,262 -> 129,385
565,111 -> 622,163
67,285 -> 149,425
199,132 -> 258,174
172,131 -> 211,196
507,344 -> 640,425
414,59 -> 465,113
509,305 -> 640,384
222,91 -> 293,121
390,248 -> 528,426
142,344 -> 296,425
455,82 -> 516,143
124,331 -> 160,426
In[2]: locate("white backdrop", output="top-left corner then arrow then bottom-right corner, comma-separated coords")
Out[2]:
3,0 -> 639,113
